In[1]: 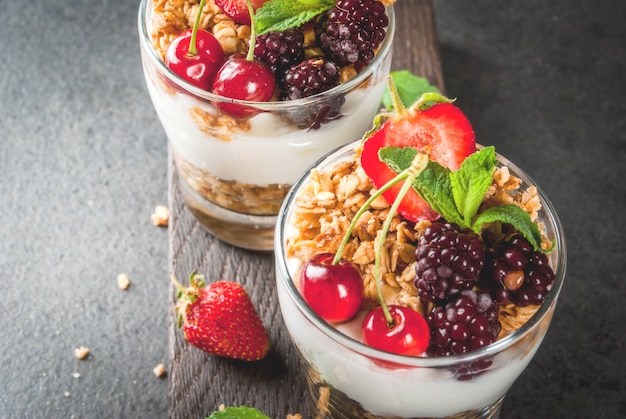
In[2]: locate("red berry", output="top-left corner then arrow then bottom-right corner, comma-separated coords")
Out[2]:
215,0 -> 269,25
298,253 -> 364,323
362,305 -> 430,356
165,29 -> 225,91
174,275 -> 270,361
212,55 -> 276,118
360,102 -> 476,222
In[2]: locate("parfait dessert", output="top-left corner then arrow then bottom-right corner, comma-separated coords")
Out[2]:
275,87 -> 566,418
138,0 -> 395,250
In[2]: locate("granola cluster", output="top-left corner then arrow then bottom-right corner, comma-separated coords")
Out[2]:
286,147 -> 549,337
175,152 -> 290,215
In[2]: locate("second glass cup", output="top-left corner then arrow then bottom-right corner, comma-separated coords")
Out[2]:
275,140 -> 566,418
138,0 -> 395,250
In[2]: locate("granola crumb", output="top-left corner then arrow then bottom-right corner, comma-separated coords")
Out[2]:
315,386 -> 331,419
150,205 -> 170,227
153,363 -> 167,378
117,273 -> 131,290
287,414 -> 303,419
74,346 -> 90,360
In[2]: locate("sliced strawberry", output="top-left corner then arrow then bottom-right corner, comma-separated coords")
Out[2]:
215,0 -> 269,25
360,102 -> 476,222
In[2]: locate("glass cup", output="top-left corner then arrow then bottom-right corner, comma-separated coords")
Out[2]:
274,141 -> 566,418
137,0 -> 395,250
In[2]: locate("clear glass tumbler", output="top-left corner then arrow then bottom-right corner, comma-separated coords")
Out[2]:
274,141 -> 566,418
138,0 -> 395,250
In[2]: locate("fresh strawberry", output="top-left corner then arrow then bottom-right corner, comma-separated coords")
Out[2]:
215,0 -> 269,25
173,272 -> 270,361
360,94 -> 476,222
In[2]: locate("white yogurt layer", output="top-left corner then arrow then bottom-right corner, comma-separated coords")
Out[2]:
143,75 -> 389,186
278,258 -> 548,418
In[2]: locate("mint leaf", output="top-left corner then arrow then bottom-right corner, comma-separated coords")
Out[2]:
255,0 -> 333,34
207,406 -> 271,419
381,70 -> 440,109
377,145 -> 547,252
414,161 -> 464,226
449,147 -> 498,227
473,204 -> 545,251
378,145 -> 417,173
379,147 -> 463,225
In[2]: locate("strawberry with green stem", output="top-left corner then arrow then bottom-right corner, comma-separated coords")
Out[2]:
361,79 -> 476,222
172,271 -> 270,361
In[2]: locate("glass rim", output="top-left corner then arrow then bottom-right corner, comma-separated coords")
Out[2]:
274,140 -> 567,367
137,0 -> 396,110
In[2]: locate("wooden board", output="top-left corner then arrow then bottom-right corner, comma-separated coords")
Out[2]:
168,1 -> 444,417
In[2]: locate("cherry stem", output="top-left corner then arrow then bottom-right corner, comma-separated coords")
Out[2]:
188,0 -> 207,57
245,0 -> 257,62
332,169 -> 410,266
374,152 -> 429,326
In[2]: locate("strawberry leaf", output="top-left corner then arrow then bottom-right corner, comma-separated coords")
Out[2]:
449,146 -> 498,227
255,0 -> 334,34
473,204 -> 545,251
207,406 -> 271,419
381,70 -> 440,109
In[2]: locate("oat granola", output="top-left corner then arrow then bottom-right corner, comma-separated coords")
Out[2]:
175,152 -> 291,215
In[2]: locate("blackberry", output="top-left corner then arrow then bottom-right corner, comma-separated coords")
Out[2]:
415,222 -> 486,303
280,58 -> 344,129
281,57 -> 341,100
316,0 -> 388,69
485,235 -> 556,307
252,28 -> 304,75
427,290 -> 501,357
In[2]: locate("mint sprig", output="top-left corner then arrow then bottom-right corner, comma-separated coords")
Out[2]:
379,146 -> 546,252
255,0 -> 334,34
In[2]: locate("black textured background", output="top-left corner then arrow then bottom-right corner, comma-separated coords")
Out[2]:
1,0 -> 624,418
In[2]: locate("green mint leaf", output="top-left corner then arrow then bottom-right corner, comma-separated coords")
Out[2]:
378,145 -> 417,173
255,0 -> 333,34
414,161 -> 464,226
473,204 -> 545,251
379,147 -> 463,225
207,406 -> 271,419
449,146 -> 498,227
381,70 -> 440,109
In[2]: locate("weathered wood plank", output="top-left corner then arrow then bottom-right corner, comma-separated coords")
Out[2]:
168,1 -> 443,417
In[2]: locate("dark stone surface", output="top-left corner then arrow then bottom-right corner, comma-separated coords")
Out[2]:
1,0 -> 624,418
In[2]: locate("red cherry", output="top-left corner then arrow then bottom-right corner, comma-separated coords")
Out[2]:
298,253 -> 364,323
211,55 -> 276,118
165,29 -> 225,91
362,305 -> 430,356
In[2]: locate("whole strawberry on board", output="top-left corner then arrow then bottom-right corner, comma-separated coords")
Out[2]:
172,272 -> 270,361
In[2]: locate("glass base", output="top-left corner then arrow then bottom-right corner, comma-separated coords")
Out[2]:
305,368 -> 505,419
179,179 -> 276,251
